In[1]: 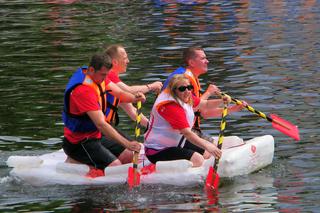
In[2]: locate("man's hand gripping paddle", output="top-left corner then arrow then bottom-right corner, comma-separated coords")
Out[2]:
127,101 -> 142,188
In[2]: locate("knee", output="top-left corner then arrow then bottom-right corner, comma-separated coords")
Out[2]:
190,152 -> 204,167
118,149 -> 134,164
108,159 -> 122,167
65,156 -> 81,164
203,151 -> 211,159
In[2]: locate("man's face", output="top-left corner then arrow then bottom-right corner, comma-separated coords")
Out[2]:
90,66 -> 109,84
190,50 -> 209,76
115,47 -> 129,74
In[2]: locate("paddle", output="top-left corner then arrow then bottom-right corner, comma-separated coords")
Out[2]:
127,101 -> 142,188
205,100 -> 228,190
220,92 -> 300,141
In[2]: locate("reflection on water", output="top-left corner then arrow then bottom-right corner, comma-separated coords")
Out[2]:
0,173 -> 280,212
1,0 -> 320,211
219,174 -> 276,211
0,160 -> 285,211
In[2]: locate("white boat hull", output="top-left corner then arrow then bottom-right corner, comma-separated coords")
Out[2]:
6,135 -> 274,186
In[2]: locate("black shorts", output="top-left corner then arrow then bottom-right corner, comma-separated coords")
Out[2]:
184,140 -> 205,155
62,136 -> 125,169
146,140 -> 205,164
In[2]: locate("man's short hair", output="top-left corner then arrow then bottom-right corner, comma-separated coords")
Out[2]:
182,46 -> 204,66
105,44 -> 124,59
89,52 -> 112,71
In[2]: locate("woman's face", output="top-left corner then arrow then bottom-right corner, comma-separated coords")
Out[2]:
174,79 -> 193,103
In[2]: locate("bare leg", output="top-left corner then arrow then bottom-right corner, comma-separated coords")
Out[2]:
190,152 -> 205,167
203,150 -> 211,159
117,149 -> 134,164
65,156 -> 81,164
66,156 -> 122,168
108,159 -> 122,167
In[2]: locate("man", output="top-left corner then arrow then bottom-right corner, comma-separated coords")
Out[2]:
162,46 -> 245,132
104,44 -> 163,127
62,53 -> 145,170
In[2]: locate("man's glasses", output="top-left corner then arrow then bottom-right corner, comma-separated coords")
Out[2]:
177,85 -> 194,92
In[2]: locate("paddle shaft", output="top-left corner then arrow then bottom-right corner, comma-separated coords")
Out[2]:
205,100 -> 228,190
133,101 -> 142,164
213,100 -> 228,170
220,92 -> 291,130
130,101 -> 142,185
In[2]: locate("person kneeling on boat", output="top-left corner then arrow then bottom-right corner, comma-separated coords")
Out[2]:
62,52 -> 144,171
144,74 -> 224,167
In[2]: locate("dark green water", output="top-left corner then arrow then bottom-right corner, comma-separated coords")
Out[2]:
1,0 -> 319,212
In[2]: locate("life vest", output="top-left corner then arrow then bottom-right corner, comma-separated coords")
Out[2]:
105,90 -> 120,126
162,67 -> 202,130
62,66 -> 107,132
144,89 -> 194,150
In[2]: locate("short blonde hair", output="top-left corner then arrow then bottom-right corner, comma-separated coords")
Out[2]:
168,74 -> 193,106
183,46 -> 203,66
105,44 -> 124,59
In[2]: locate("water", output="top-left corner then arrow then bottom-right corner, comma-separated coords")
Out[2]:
1,0 -> 319,212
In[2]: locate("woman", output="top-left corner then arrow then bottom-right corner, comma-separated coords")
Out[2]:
144,74 -> 247,167
144,74 -> 225,167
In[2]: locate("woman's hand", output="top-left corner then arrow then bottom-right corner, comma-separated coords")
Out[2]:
205,143 -> 222,159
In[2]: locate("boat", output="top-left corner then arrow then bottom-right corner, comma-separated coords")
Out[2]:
6,135 -> 274,186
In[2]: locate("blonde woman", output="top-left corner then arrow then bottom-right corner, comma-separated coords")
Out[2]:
144,74 -> 227,167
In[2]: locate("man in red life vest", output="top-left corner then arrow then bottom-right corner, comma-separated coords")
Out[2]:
62,53 -> 145,169
162,46 -> 246,133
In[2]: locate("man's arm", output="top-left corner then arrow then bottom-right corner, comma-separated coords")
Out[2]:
107,81 -> 146,103
119,103 -> 149,128
201,84 -> 221,100
196,98 -> 246,119
117,81 -> 162,94
87,110 -> 141,152
195,98 -> 224,118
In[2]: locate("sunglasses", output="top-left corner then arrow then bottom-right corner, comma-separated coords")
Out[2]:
177,85 -> 194,92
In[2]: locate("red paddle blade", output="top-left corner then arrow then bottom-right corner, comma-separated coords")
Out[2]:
127,167 -> 140,188
205,167 -> 220,190
270,114 -> 300,141
205,187 -> 219,205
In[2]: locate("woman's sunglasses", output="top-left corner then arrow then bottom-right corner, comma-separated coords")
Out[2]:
177,85 -> 194,92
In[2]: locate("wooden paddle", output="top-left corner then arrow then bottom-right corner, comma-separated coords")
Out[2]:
205,100 -> 228,190
220,92 -> 300,141
127,101 -> 142,188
